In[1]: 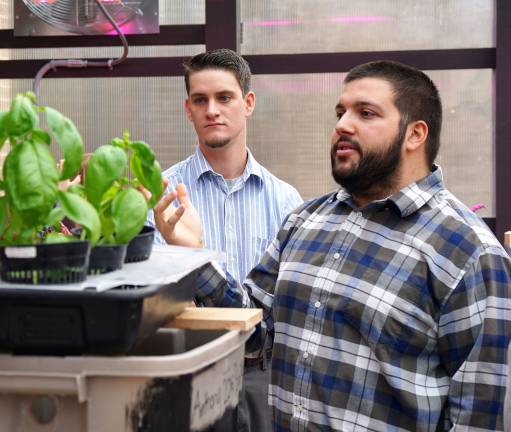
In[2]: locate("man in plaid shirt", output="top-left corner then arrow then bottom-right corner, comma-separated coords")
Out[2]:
163,60 -> 511,431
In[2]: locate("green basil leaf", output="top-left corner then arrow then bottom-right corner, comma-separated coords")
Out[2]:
47,206 -> 65,226
131,158 -> 163,207
44,232 -> 75,243
111,188 -> 147,244
110,137 -> 125,148
130,140 -> 155,165
5,94 -> 39,137
4,140 -> 58,226
0,196 -> 8,238
0,111 -> 8,150
98,210 -> 116,245
18,228 -> 37,245
31,128 -> 51,145
58,191 -> 101,246
46,107 -> 84,181
67,183 -> 85,197
85,145 -> 127,209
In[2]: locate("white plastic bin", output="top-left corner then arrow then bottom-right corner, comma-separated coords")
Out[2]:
0,328 -> 252,432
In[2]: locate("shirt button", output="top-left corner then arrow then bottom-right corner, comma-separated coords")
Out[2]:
333,252 -> 340,259
314,301 -> 321,308
303,352 -> 309,359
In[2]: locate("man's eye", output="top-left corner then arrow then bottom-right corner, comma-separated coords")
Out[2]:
219,95 -> 232,102
360,110 -> 375,118
335,111 -> 345,119
193,97 -> 206,104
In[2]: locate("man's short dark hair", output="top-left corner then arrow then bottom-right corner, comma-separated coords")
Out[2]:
183,48 -> 252,96
345,60 -> 442,166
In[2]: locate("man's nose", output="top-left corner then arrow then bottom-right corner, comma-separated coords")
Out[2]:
206,100 -> 220,116
335,112 -> 355,135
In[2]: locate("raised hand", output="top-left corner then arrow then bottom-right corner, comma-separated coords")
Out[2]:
153,181 -> 203,248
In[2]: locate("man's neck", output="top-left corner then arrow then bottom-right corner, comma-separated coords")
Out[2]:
352,160 -> 430,208
200,140 -> 248,180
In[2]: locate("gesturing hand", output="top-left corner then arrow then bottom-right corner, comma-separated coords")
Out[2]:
153,181 -> 203,248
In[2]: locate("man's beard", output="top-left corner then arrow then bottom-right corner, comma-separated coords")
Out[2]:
204,138 -> 230,149
330,124 -> 406,198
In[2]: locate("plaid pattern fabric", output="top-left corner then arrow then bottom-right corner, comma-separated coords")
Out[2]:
196,166 -> 511,431
147,147 -> 302,281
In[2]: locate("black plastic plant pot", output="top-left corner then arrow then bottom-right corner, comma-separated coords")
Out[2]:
0,241 -> 91,285
125,225 -> 155,263
88,243 -> 127,275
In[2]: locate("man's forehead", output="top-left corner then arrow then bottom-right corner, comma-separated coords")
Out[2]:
338,77 -> 394,105
188,69 -> 241,92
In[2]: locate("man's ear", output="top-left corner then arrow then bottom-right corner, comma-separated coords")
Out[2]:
185,97 -> 192,121
405,120 -> 428,152
244,91 -> 256,117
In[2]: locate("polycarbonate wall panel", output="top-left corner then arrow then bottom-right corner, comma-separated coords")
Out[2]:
159,0 -> 205,25
0,77 -> 197,171
241,0 -> 495,54
0,0 -> 205,29
0,68 -> 494,217
0,0 -> 13,29
248,69 -> 494,216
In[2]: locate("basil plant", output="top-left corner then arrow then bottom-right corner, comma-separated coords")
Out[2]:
0,92 -> 100,245
75,131 -> 163,245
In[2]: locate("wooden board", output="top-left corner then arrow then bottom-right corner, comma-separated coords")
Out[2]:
165,307 -> 263,331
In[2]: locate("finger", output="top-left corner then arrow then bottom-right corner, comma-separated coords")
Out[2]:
70,175 -> 81,186
176,183 -> 193,208
153,190 -> 177,216
162,177 -> 169,190
137,185 -> 151,201
164,204 -> 185,227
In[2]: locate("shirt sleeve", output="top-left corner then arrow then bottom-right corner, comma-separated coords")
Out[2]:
195,210 -> 301,337
283,186 -> 303,219
438,250 -> 511,430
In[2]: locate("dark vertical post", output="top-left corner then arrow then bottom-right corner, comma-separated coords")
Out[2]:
496,0 -> 511,240
205,0 -> 240,52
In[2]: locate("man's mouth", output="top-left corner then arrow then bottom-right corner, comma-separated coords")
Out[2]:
205,122 -> 224,128
335,140 -> 359,157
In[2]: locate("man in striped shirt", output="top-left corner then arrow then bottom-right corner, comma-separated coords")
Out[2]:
163,60 -> 511,431
148,49 -> 302,432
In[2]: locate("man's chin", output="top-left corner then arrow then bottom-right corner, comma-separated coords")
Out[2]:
204,139 -> 230,149
332,160 -> 358,179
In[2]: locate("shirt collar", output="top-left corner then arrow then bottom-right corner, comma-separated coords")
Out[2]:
191,146 -> 265,184
335,165 -> 445,217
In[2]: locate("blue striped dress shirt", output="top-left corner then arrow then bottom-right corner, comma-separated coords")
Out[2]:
147,147 -> 303,282
195,166 -> 511,431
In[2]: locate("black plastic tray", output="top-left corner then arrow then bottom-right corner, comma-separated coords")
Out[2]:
0,269 -> 197,355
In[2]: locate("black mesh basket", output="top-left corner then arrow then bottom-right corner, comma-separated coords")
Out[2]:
125,225 -> 155,263
88,243 -> 127,275
0,241 -> 91,284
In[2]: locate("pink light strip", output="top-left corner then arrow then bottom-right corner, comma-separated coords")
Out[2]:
329,15 -> 388,23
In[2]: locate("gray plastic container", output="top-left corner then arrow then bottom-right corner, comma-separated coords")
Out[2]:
0,328 -> 252,432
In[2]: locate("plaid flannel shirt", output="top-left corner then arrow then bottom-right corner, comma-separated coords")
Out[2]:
196,166 -> 511,431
